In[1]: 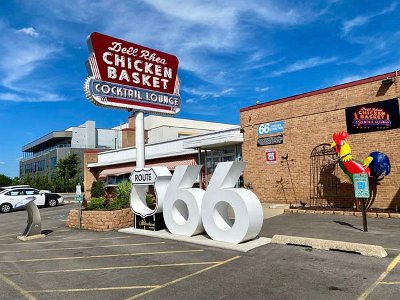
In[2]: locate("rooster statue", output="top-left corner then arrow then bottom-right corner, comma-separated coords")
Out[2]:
330,131 -> 391,183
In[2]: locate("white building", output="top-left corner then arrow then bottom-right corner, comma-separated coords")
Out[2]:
84,115 -> 241,196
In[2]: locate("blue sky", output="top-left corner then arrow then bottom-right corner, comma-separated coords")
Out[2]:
0,0 -> 399,177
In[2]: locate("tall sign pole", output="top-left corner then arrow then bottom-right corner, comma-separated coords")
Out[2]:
135,111 -> 145,168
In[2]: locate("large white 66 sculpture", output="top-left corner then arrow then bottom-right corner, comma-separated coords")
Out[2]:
130,162 -> 263,244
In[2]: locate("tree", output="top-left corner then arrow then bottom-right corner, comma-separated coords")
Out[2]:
57,153 -> 80,181
54,153 -> 82,192
0,174 -> 12,186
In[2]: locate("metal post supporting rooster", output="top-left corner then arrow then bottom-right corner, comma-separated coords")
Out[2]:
330,131 -> 391,184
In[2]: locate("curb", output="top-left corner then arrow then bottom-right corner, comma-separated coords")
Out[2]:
271,234 -> 387,258
284,208 -> 400,219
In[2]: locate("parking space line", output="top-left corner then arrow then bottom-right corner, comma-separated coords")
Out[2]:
5,261 -> 222,275
125,256 -> 241,300
384,248 -> 400,252
379,282 -> 400,285
0,272 -> 37,300
0,242 -> 166,254
0,236 -> 132,246
0,228 -> 72,240
0,233 -> 22,238
0,249 -> 204,263
358,254 -> 400,300
28,286 -> 160,293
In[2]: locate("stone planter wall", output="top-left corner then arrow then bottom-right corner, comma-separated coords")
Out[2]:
66,208 -> 134,231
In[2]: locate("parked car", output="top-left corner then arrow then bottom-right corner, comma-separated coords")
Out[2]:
0,185 -> 30,192
0,187 -> 64,213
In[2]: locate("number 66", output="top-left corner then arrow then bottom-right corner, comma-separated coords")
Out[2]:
163,162 -> 263,244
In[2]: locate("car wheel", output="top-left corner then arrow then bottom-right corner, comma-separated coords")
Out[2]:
0,203 -> 12,213
47,198 -> 58,207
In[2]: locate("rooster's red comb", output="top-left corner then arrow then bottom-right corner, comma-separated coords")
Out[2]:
332,131 -> 348,145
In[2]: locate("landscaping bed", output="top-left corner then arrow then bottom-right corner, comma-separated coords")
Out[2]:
66,208 -> 134,231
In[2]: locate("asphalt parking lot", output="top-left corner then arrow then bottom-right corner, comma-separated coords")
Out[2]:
0,204 -> 399,300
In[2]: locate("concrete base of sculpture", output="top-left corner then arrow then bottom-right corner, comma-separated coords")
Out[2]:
119,227 -> 271,252
17,234 -> 46,241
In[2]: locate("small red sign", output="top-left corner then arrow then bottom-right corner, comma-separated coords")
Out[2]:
265,150 -> 277,164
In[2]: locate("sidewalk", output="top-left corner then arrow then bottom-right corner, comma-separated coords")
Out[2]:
260,212 -> 400,250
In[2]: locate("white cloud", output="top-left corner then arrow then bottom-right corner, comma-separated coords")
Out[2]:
342,2 -> 397,35
182,86 -> 234,100
0,23 -> 62,102
342,16 -> 369,36
17,27 -> 39,37
272,56 -> 337,76
186,98 -> 197,104
328,60 -> 400,86
23,0 -> 326,84
0,92 -> 64,102
255,87 -> 270,92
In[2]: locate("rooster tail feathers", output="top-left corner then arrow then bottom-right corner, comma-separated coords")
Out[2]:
368,151 -> 391,180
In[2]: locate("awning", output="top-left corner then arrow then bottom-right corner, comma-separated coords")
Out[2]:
98,158 -> 197,178
99,166 -> 134,178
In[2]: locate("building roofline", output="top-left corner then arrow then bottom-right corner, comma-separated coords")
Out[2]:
22,131 -> 73,152
240,70 -> 400,113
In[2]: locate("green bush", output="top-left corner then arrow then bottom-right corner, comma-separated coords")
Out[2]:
115,180 -> 131,202
146,193 -> 155,206
91,181 -> 105,198
108,197 -> 130,210
87,197 -> 106,210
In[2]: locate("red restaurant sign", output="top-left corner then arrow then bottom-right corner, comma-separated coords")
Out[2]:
84,32 -> 181,114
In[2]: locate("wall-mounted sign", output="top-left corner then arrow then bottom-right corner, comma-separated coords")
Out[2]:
84,32 -> 181,115
258,121 -> 285,135
345,98 -> 400,134
265,149 -> 277,164
257,134 -> 283,147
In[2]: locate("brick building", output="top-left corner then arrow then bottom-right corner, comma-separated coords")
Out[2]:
240,71 -> 400,209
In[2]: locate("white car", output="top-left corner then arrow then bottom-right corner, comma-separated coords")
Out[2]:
0,187 -> 64,213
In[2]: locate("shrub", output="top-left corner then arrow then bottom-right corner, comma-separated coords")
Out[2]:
87,197 -> 106,210
109,197 -> 130,210
91,181 -> 105,198
114,180 -> 131,202
146,193 -> 156,206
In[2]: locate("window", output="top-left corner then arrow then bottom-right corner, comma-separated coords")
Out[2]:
50,157 -> 57,169
6,190 -> 23,196
25,163 -> 33,174
106,174 -> 130,185
25,189 -> 39,195
38,160 -> 45,171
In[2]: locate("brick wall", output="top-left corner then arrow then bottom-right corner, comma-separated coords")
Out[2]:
66,208 -> 134,231
83,150 -> 100,200
240,75 -> 400,209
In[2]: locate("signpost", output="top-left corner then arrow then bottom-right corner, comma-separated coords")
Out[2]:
353,173 -> 370,232
75,184 -> 82,229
